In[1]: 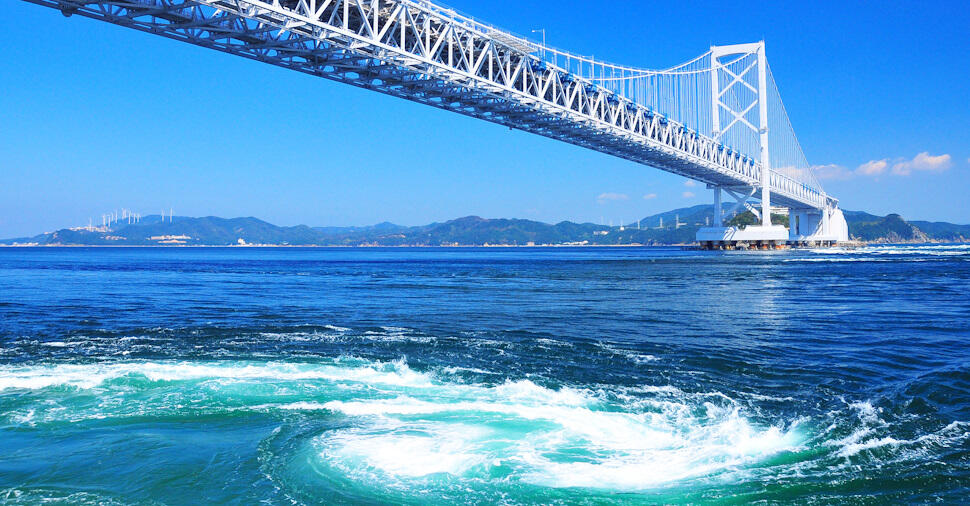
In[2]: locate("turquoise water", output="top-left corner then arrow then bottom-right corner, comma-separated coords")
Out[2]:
1,245 -> 968,503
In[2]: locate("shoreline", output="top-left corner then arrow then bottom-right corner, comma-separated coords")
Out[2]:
0,243 -> 690,248
0,240 -> 962,248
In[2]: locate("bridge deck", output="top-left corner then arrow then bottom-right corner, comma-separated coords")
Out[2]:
27,0 -> 833,210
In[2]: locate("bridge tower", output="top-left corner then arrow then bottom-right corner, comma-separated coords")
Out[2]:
697,42 -> 847,249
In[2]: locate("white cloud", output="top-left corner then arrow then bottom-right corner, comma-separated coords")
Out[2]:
682,191 -> 695,198
856,159 -> 888,176
813,164 -> 853,180
643,193 -> 657,200
684,180 -> 697,187
891,152 -> 952,176
597,192 -> 629,204
814,152 -> 952,180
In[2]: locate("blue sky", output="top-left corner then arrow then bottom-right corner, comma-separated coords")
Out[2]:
1,0 -> 968,237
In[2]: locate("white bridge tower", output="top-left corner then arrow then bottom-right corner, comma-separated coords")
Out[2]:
696,42 -> 848,249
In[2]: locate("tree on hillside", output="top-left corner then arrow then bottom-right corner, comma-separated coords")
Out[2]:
726,211 -> 790,229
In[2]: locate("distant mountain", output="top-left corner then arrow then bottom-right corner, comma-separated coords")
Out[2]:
905,220 -> 970,242
312,222 -> 408,236
4,217 -> 323,246
843,213 -> 927,242
2,208 -> 967,246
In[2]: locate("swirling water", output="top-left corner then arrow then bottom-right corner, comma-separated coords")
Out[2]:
0,245 -> 968,504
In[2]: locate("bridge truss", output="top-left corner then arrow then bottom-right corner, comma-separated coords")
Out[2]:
25,0 -> 841,230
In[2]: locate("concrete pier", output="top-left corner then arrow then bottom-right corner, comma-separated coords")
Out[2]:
696,225 -> 789,250
696,207 -> 849,250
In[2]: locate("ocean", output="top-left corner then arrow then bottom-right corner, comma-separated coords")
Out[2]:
0,245 -> 968,504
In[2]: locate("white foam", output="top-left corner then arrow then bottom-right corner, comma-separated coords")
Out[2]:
2,358 -> 804,491
321,423 -> 490,478
847,400 -> 883,424
805,244 -> 970,259
836,436 -> 901,457
739,392 -> 795,402
833,424 -> 970,459
594,342 -> 660,365
535,338 -> 573,348
439,365 -> 496,376
0,358 -> 434,392
518,419 -> 796,489
0,363 -> 116,390
784,258 -> 897,263
826,400 -> 970,460
312,384 -> 803,490
267,401 -> 332,411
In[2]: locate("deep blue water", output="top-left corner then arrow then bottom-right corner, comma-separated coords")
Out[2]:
0,245 -> 968,504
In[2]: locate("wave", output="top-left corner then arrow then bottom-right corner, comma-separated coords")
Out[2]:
806,244 -> 970,257
311,395 -> 801,489
4,358 -> 963,497
0,358 -> 433,392
0,358 -> 801,492
824,400 -> 970,461
0,488 -> 126,505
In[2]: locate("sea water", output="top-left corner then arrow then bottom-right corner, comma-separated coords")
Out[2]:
0,245 -> 967,503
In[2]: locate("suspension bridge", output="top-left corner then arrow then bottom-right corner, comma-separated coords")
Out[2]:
27,0 -> 849,247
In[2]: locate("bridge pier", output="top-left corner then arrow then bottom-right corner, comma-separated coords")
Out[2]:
788,207 -> 849,245
696,224 -> 789,250
697,201 -> 849,250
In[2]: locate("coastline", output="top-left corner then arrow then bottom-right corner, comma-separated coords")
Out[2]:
0,243 -> 688,248
0,240 -> 959,248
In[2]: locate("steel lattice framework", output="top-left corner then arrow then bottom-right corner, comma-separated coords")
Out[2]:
25,0 -> 837,212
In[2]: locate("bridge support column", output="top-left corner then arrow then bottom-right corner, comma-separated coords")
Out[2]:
714,187 -> 722,227
760,170 -> 771,225
757,42 -> 771,227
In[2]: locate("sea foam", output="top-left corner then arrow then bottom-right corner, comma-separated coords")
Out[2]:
1,358 -> 802,491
